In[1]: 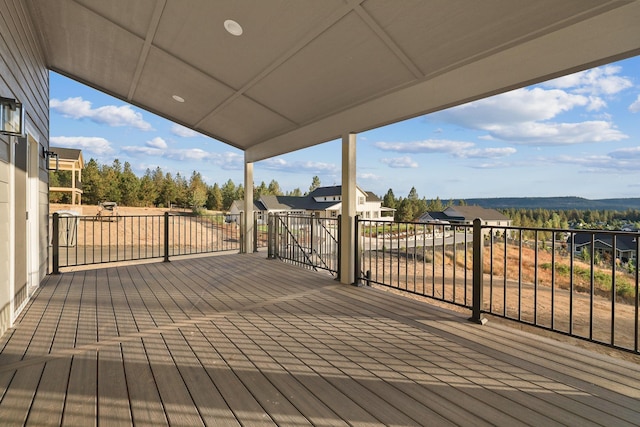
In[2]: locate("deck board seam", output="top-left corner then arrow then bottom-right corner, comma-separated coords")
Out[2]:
0,283 -> 343,373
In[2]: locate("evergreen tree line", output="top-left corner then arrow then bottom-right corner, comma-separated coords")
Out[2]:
380,187 -> 462,222
380,187 -> 640,229
501,207 -> 640,230
50,159 -> 319,211
50,160 -> 640,228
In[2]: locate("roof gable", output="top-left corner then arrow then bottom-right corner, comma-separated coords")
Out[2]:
444,206 -> 509,221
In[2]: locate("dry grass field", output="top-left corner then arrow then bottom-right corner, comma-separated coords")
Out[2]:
363,241 -> 639,359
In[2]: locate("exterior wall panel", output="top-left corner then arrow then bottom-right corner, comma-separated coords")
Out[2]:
0,0 -> 49,336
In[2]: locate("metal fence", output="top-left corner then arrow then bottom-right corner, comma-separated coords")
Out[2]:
51,211 -> 242,272
357,218 -> 640,354
268,213 -> 340,276
357,219 -> 474,308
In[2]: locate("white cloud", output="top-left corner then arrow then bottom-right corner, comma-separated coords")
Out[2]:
547,152 -> 639,173
431,86 -> 628,145
170,124 -> 200,137
429,65 -> 636,147
259,158 -> 339,174
374,139 -> 474,153
146,137 -> 168,149
357,172 -> 380,180
121,145 -> 243,170
488,120 -> 627,145
50,97 -> 153,131
380,156 -> 418,168
469,161 -> 512,169
608,146 -> 640,159
630,95 -> 640,113
434,87 -> 588,127
544,65 -> 633,96
454,147 -> 517,159
50,136 -> 114,156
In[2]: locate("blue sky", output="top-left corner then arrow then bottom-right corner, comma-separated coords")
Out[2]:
50,55 -> 640,200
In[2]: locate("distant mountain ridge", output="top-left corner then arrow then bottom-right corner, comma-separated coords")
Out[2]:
460,197 -> 640,211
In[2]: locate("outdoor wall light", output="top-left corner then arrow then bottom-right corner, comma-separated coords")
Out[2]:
0,96 -> 25,136
43,147 -> 59,171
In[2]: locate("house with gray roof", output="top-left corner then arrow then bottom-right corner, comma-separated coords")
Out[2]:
418,206 -> 511,227
229,185 -> 394,221
569,233 -> 638,264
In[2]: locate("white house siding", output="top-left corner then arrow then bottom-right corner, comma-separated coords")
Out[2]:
0,0 -> 49,336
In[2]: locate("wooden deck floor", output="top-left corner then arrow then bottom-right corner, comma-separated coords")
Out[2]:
1,254 -> 639,426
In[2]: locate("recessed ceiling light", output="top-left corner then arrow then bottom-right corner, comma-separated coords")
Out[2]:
224,19 -> 243,36
172,95 -> 185,103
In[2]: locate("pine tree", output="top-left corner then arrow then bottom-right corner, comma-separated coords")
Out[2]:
221,179 -> 237,210
120,162 -> 140,206
81,158 -> 103,205
382,188 -> 396,209
308,176 -> 321,193
188,171 -> 207,209
138,169 -> 158,207
206,183 -> 223,210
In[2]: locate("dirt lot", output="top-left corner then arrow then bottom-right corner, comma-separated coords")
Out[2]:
51,203 -> 239,250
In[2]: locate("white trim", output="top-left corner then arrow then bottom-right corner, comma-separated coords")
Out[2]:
27,134 -> 40,295
8,136 -> 15,324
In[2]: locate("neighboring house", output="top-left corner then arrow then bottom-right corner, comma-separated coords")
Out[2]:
229,185 -> 394,221
569,233 -> 638,263
49,147 -> 84,206
418,206 -> 511,227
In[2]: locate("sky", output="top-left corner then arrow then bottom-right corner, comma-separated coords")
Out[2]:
50,55 -> 640,201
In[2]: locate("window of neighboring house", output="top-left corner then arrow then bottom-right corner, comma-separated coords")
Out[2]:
365,211 -> 370,218
331,211 -> 337,217
359,196 -> 365,205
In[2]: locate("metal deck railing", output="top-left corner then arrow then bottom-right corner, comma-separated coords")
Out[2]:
51,211 -> 242,271
357,217 -> 640,355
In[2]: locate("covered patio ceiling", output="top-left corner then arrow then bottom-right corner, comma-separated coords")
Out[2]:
27,0 -> 640,162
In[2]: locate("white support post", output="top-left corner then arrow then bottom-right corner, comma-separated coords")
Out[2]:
340,133 -> 357,285
243,156 -> 254,254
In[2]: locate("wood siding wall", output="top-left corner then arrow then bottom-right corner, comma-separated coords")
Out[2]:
0,0 -> 49,336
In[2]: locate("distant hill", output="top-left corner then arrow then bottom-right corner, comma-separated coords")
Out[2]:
460,197 -> 640,211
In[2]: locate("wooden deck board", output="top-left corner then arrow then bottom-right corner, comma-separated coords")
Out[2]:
1,253 -> 639,426
98,345 -> 132,426
25,358 -> 71,427
334,285 -> 640,425
121,340 -> 168,427
62,351 -> 97,426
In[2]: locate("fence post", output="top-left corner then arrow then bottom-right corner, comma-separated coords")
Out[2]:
469,218 -> 487,324
239,211 -> 245,254
353,215 -> 360,286
52,212 -> 60,274
254,211 -> 258,252
310,213 -> 314,266
164,212 -> 170,262
267,213 -> 273,259
336,215 -> 341,281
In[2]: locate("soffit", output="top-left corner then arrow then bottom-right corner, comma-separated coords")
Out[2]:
25,0 -> 640,162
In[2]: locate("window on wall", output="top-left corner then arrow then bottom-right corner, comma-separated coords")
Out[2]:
358,196 -> 365,205
331,211 -> 337,217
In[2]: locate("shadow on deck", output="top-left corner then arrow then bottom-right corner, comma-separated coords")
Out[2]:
1,253 -> 639,426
